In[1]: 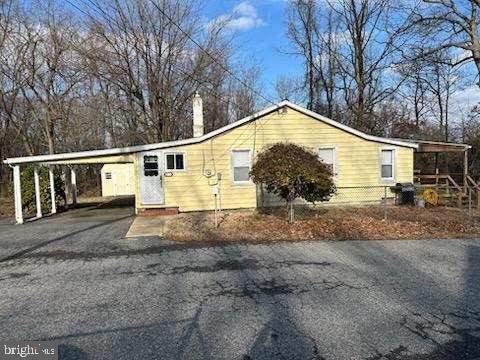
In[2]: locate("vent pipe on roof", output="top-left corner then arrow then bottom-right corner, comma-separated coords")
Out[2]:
193,92 -> 204,137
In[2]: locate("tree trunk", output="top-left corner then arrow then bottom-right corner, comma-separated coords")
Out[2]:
286,197 -> 295,223
45,111 -> 55,155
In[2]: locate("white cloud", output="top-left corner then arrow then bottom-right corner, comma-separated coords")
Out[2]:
206,1 -> 265,32
449,85 -> 480,119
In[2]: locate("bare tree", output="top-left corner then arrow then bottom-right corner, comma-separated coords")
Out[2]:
82,0 -> 235,144
286,0 -> 317,110
19,1 -> 84,154
327,0 -> 405,133
229,62 -> 262,121
397,60 -> 429,129
407,0 -> 480,85
275,74 -> 305,103
311,7 -> 344,118
286,0 -> 406,133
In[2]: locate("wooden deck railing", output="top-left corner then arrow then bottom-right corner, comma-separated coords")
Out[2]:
414,174 -> 464,206
415,174 -> 480,208
414,174 -> 463,192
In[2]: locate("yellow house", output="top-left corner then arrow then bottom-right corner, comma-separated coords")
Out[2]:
4,99 -> 418,223
133,99 -> 416,213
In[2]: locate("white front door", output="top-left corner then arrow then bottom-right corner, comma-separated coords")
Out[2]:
140,153 -> 165,205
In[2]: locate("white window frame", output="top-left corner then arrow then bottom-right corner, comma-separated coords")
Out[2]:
317,145 -> 338,180
231,149 -> 252,185
164,152 -> 187,172
380,148 -> 395,181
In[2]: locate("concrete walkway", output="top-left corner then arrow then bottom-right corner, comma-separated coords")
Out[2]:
125,216 -> 170,238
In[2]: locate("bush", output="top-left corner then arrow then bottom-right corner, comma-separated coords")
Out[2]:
250,142 -> 336,222
10,165 -> 65,214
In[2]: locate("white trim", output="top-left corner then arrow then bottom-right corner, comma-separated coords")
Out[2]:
231,149 -> 253,185
414,139 -> 472,149
380,148 -> 395,182
71,168 -> 77,206
3,100 -> 418,165
317,145 -> 338,180
164,152 -> 187,172
13,165 -> 23,224
34,168 -> 42,218
49,167 -> 57,214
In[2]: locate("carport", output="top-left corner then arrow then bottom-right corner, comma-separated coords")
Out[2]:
3,148 -> 137,224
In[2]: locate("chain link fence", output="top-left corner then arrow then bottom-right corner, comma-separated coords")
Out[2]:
267,184 -> 480,224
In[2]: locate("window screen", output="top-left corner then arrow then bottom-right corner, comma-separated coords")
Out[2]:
166,153 -> 185,170
144,155 -> 159,176
318,148 -> 335,174
381,150 -> 394,179
232,150 -> 251,182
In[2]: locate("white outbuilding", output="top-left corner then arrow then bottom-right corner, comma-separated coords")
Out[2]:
101,163 -> 135,197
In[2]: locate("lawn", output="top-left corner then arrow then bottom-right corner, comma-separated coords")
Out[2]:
164,205 -> 480,243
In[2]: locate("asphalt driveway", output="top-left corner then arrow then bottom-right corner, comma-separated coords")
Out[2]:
0,203 -> 479,359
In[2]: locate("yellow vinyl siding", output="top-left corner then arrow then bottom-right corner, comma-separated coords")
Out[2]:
136,107 -> 414,212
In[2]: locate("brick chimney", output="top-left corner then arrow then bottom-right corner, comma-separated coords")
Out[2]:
193,92 -> 204,137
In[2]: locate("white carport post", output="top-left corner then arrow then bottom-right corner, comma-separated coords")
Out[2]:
34,167 -> 42,218
70,167 -> 77,207
12,165 -> 23,224
49,166 -> 57,214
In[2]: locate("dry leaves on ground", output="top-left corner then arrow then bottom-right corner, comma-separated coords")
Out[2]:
165,205 -> 480,244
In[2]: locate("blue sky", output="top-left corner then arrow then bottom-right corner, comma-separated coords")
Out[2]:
203,0 -> 301,100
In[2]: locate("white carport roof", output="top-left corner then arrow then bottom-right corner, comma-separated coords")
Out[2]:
3,100 -> 418,166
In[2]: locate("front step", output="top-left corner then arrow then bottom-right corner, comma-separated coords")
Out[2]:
138,207 -> 179,216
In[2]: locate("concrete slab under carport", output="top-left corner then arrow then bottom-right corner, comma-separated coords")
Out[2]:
0,197 -> 135,262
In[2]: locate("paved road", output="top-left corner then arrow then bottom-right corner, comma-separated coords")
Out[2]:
0,204 -> 479,359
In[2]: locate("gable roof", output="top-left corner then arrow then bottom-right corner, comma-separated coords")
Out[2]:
3,100 -> 417,165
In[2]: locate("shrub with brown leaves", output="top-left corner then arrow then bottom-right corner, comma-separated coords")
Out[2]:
250,142 -> 335,221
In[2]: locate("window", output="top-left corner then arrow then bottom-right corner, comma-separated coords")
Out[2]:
232,150 -> 251,183
381,149 -> 394,179
105,172 -> 112,180
165,153 -> 185,171
144,155 -> 159,176
318,147 -> 336,175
